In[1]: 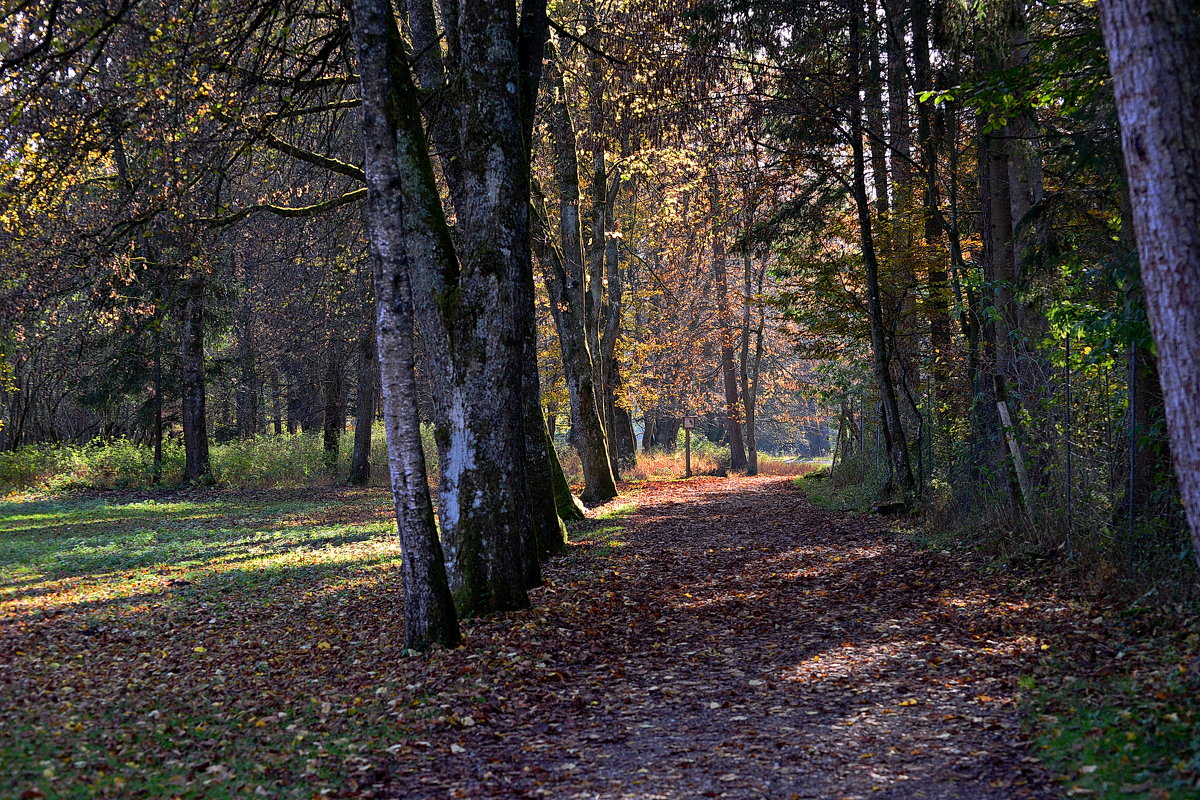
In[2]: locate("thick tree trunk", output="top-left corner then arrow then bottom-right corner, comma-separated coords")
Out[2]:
352,0 -> 548,616
1100,0 -> 1200,566
349,321 -> 378,487
351,1 -> 460,650
179,273 -> 211,484
653,416 -> 681,452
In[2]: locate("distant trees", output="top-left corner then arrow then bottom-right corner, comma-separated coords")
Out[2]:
4,0 -> 1192,642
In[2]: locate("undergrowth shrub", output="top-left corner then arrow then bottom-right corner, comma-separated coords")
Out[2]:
627,449 -> 719,480
756,456 -> 822,477
0,423 -> 440,494
553,441 -> 583,488
0,438 -> 186,492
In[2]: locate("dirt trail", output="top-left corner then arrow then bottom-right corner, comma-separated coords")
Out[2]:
383,476 -> 1056,799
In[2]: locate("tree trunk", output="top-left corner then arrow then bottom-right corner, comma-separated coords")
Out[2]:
866,0 -> 890,215
851,0 -> 914,494
541,56 -> 618,504
1100,0 -> 1200,567
179,272 -> 211,484
351,0 -> 461,649
235,262 -> 259,440
352,0 -> 548,616
519,243 -> 568,563
152,321 -> 164,484
322,342 -> 345,472
911,0 -> 952,412
546,414 -> 586,521
349,321 -> 378,486
710,173 -> 748,471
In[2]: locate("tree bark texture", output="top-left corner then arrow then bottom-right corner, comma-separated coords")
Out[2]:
179,272 -> 211,484
710,173 -> 748,471
351,0 -> 460,649
349,319 -> 378,487
1100,0 -> 1200,567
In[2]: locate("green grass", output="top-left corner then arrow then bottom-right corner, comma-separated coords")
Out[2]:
1023,655 -> 1200,799
793,470 -> 880,512
592,501 -> 639,520
0,488 -> 410,799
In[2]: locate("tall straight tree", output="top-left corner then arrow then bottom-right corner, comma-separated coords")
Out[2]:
541,50 -> 619,504
350,0 -> 556,626
179,271 -> 211,484
1100,0 -> 1200,567
709,170 -> 748,471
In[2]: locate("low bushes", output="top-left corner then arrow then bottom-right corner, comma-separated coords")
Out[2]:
0,423 -> 440,494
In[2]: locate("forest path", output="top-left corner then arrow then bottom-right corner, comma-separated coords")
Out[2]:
386,476 -> 1057,799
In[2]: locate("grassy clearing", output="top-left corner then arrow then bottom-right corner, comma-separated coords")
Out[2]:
0,488 -> 408,800
0,485 -> 631,800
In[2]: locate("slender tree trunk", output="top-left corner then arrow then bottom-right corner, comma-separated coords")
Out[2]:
541,57 -> 618,504
546,414 -> 586,521
851,0 -> 914,494
322,342 -> 345,472
351,1 -> 460,650
349,320 -> 378,486
519,243 -> 568,562
601,215 -> 635,471
179,272 -> 211,484
1100,0 -> 1200,566
270,372 -> 283,435
738,190 -> 766,476
911,0 -> 951,412
152,320 -> 163,484
710,173 -> 747,471
882,0 -> 912,201
866,0 -> 890,214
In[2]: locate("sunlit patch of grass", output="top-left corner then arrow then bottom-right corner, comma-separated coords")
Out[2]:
793,470 -> 880,513
0,488 -> 409,799
593,501 -> 638,520
0,493 -> 397,621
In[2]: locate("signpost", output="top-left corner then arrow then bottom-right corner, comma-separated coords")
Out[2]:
682,416 -> 696,478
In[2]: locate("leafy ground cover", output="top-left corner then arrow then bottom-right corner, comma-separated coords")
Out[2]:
794,472 -> 1200,799
2,478 -> 1197,799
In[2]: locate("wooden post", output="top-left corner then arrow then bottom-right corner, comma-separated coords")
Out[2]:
996,399 -> 1035,524
683,415 -> 695,478
685,427 -> 692,478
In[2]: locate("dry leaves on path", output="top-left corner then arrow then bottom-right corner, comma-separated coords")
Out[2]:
2,477 -> 1079,799
379,476 -> 1058,800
